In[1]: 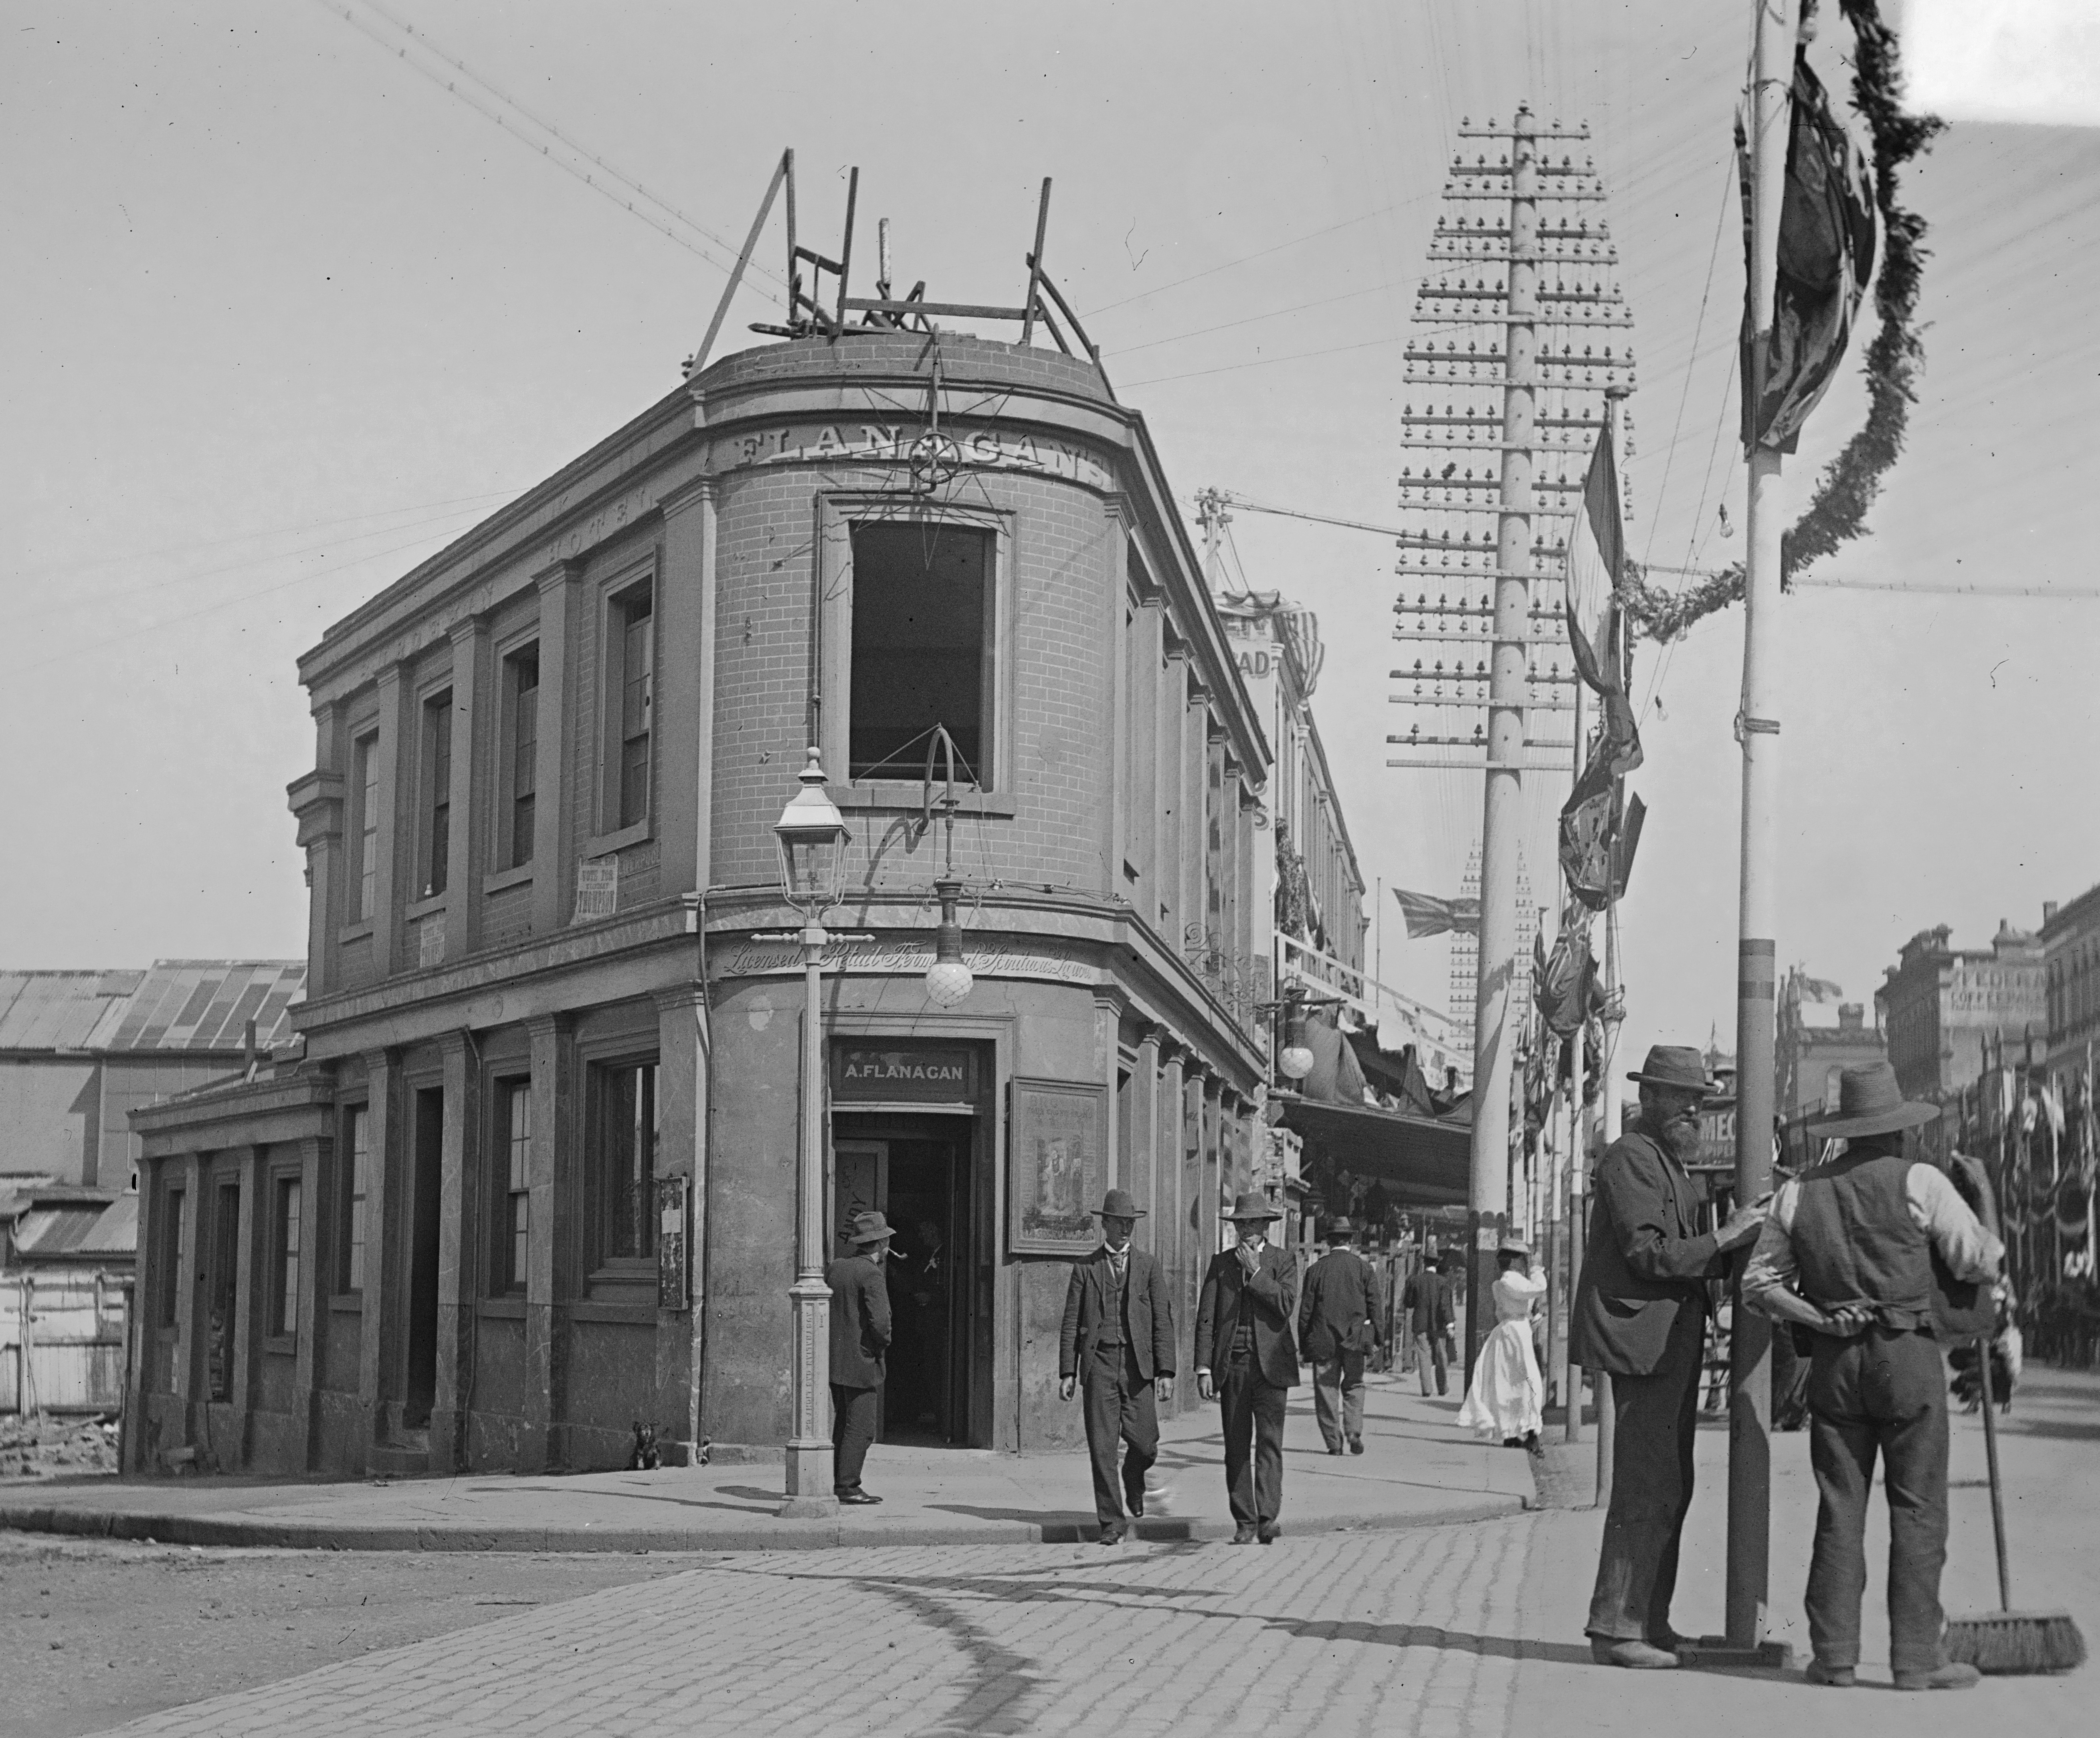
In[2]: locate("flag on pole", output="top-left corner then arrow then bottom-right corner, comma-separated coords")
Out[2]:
1393,888 -> 1480,940
1563,427 -> 1624,696
1738,50 -> 1878,454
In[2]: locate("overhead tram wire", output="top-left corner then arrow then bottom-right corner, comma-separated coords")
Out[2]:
321,1 -> 787,304
1639,163 -> 1738,573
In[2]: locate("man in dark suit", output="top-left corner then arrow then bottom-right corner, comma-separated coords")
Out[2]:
1571,1046 -> 1768,1668
1402,1251 -> 1455,1397
1059,1188 -> 1176,1544
1298,1216 -> 1384,1455
1195,1191 -> 1300,1544
825,1210 -> 894,1506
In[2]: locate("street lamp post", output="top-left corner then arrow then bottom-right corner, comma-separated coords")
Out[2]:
774,747 -> 849,1518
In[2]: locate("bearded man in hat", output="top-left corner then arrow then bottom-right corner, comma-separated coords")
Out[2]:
1195,1192 -> 1300,1544
1059,1189 -> 1177,1545
825,1211 -> 895,1506
1742,1060 -> 2001,1692
1298,1216 -> 1385,1455
1572,1045 -> 1771,1668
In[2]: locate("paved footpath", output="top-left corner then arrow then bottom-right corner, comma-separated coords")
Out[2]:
68,1370 -> 2098,1738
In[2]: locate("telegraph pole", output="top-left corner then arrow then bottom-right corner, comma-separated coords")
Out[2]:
1724,0 -> 1799,1661
1463,103 -> 1538,1377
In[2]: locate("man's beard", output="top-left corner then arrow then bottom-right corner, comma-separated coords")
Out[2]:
1656,1112 -> 1702,1162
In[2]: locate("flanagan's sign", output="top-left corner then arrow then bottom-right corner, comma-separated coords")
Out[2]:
716,939 -> 1097,986
715,422 -> 1114,492
833,1044 -> 977,1105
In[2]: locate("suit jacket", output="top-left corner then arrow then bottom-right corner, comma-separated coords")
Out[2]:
1401,1268 -> 1453,1336
826,1255 -> 892,1389
1194,1243 -> 1301,1388
1570,1128 -> 1728,1376
1298,1248 -> 1385,1363
1058,1247 -> 1176,1381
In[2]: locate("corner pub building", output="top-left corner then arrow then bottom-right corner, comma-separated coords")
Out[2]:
129,330 -> 1283,1477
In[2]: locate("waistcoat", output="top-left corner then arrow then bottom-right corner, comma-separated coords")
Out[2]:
1793,1152 -> 1934,1325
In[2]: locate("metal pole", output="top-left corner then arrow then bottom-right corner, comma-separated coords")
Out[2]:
1725,0 -> 1799,1652
780,917 -> 837,1516
1464,103 -> 1537,1381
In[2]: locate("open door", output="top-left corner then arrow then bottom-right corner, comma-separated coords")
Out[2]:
832,1140 -> 889,1258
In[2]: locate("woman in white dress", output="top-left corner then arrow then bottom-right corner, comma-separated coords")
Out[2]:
1455,1237 -> 1548,1446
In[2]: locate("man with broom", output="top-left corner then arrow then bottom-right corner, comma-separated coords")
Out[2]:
1742,1061 -> 2003,1691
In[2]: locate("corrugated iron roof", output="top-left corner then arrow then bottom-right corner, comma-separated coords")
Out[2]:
100,961 -> 305,1053
10,1193 -> 122,1260
73,1192 -> 139,1258
0,971 -> 126,1050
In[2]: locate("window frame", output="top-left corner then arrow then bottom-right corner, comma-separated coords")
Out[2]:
815,495 -> 1017,815
339,1103 -> 370,1296
496,639 -> 540,874
593,563 -> 657,847
350,729 -> 382,924
418,688 -> 454,900
585,1054 -> 659,1276
271,1172 -> 303,1342
491,1077 -> 534,1296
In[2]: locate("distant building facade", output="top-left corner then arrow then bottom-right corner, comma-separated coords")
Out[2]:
1876,920 -> 2046,1104
1777,991 -> 1885,1123
2041,883 -> 2100,1076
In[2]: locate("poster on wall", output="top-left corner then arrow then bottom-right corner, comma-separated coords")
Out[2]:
1007,1078 -> 1106,1255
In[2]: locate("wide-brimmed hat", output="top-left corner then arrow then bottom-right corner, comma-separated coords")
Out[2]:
1626,1044 -> 1716,1093
1807,1061 -> 1938,1140
848,1211 -> 895,1245
1324,1216 -> 1356,1238
1093,1188 -> 1147,1219
1224,1191 -> 1284,1222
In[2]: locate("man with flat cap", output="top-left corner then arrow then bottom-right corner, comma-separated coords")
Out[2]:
1059,1188 -> 1176,1544
1743,1060 -> 2001,1692
826,1211 -> 894,1506
1195,1191 -> 1300,1544
1572,1045 -> 1770,1668
1299,1216 -> 1385,1455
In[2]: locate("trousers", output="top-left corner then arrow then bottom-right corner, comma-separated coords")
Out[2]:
1311,1350 -> 1366,1449
1413,1330 -> 1449,1396
1804,1327 -> 1952,1675
830,1382 -> 879,1493
1082,1342 -> 1158,1528
1585,1302 -> 1704,1641
1219,1352 -> 1287,1528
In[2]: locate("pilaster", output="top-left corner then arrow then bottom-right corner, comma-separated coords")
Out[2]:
530,562 -> 581,936
1102,495 -> 1130,895
430,1033 -> 472,1472
1129,1023 -> 1161,1247
654,984 -> 709,1461
522,1013 -> 572,1472
291,1134 -> 325,1471
658,480 -> 717,897
371,664 -> 412,977
443,618 -> 489,961
230,1146 -> 263,1456
356,1049 -> 399,1457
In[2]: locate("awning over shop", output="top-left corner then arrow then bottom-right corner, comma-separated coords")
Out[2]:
1275,1096 -> 1471,1207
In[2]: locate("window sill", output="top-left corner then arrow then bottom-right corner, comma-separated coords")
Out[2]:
584,820 -> 653,858
337,921 -> 375,945
837,783 -> 1014,818
483,863 -> 535,895
405,892 -> 448,920
478,1295 -> 527,1319
263,1334 -> 297,1356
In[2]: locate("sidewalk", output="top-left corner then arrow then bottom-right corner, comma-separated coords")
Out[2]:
0,1371 -> 1532,1553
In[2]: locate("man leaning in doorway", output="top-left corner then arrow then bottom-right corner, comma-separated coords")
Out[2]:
1059,1189 -> 1176,1545
1299,1215 -> 1385,1455
826,1211 -> 894,1506
1572,1045 -> 1769,1668
1403,1250 -> 1455,1397
1195,1192 -> 1300,1544
1743,1060 -> 2001,1692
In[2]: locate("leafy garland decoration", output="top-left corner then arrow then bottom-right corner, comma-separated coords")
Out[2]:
1617,0 -> 1944,645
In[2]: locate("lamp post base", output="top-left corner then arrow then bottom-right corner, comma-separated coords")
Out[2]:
780,1436 -> 838,1518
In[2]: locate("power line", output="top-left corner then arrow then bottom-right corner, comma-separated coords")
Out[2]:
1122,333 -> 1403,389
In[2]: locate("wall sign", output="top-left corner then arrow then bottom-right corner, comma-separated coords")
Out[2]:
657,1175 -> 689,1309
717,422 -> 1114,493
833,1043 -> 977,1106
1007,1078 -> 1107,1256
718,939 -> 1095,987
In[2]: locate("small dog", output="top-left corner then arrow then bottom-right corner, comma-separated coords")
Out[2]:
627,1420 -> 661,1471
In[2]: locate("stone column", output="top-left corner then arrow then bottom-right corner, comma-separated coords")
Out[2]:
356,1050 -> 399,1458
371,664 -> 412,977
230,1145 -> 263,1463
444,620 -> 488,961
172,1152 -> 202,1437
1154,1038 -> 1188,1412
291,1134 -> 325,1472
530,562 -> 581,936
1129,1024 -> 1162,1243
430,1035 -> 473,1471
655,985 -> 709,1463
522,1014 -> 572,1472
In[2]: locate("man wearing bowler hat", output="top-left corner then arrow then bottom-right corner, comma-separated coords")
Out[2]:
1572,1045 -> 1770,1667
1742,1060 -> 2001,1691
826,1211 -> 894,1506
1059,1189 -> 1176,1544
1298,1216 -> 1385,1455
1195,1192 -> 1300,1544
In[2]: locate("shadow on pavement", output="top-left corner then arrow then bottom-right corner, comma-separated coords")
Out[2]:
1262,1615 -> 1596,1666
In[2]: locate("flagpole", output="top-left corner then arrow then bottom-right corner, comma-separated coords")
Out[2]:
1725,0 -> 1800,1660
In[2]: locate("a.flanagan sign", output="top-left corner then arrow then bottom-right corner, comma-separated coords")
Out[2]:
833,1044 -> 976,1105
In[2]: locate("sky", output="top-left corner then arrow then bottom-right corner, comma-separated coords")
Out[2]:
4,0 -> 2097,1077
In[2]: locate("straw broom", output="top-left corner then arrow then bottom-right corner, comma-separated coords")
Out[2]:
1942,1335 -> 2086,1673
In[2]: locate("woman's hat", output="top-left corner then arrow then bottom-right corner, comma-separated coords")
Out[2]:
1805,1061 -> 1938,1140
1626,1044 -> 1716,1092
1497,1235 -> 1531,1258
848,1211 -> 895,1245
1094,1188 -> 1147,1219
1224,1191 -> 1284,1222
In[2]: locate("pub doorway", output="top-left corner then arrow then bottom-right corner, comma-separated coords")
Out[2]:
831,1110 -> 984,1447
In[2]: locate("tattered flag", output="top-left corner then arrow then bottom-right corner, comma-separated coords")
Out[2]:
1564,428 -> 1624,695
1394,888 -> 1480,940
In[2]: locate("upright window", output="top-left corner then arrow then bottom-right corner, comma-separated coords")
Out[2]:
422,693 -> 453,898
848,523 -> 993,781
354,732 -> 381,920
591,1061 -> 657,1264
160,1187 -> 186,1328
274,1177 -> 302,1336
498,1081 -> 532,1292
502,645 -> 539,868
605,588 -> 654,830
342,1106 -> 370,1292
